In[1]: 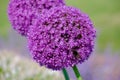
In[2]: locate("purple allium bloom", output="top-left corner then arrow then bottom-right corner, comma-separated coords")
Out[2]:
27,6 -> 96,70
8,0 -> 65,36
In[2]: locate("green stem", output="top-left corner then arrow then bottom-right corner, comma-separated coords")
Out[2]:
72,65 -> 82,80
62,68 -> 70,80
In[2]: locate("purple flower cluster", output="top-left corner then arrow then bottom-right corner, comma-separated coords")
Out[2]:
8,0 -> 96,70
27,6 -> 96,70
8,0 -> 65,36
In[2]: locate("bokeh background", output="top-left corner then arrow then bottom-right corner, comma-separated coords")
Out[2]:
0,0 -> 120,80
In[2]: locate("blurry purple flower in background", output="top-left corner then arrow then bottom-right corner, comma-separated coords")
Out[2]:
8,0 -> 65,36
27,6 -> 96,70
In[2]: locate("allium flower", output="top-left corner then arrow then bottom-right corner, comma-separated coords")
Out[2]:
8,0 -> 65,36
27,6 -> 96,70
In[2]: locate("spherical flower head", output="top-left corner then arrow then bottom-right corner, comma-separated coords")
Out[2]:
8,0 -> 65,36
28,6 -> 96,70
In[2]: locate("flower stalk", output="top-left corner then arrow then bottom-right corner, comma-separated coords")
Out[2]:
72,65 -> 82,80
62,68 -> 70,80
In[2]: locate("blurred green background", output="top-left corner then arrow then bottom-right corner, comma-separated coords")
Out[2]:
0,0 -> 120,80
0,0 -> 120,52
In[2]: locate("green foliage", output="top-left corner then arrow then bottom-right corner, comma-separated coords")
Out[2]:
0,0 -> 10,37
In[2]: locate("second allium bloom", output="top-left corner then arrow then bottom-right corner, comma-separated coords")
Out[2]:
28,6 -> 96,70
8,0 -> 65,36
